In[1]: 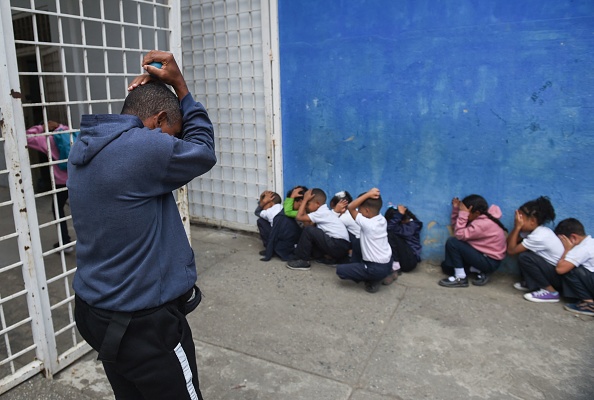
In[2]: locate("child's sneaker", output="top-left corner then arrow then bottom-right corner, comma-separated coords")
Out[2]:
382,272 -> 398,286
438,276 -> 469,288
286,259 -> 311,270
513,281 -> 530,291
523,289 -> 560,303
564,301 -> 594,316
364,281 -> 381,293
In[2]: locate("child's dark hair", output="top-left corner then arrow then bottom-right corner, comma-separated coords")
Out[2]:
462,194 -> 507,232
272,193 -> 281,204
330,191 -> 353,208
554,218 -> 586,237
362,195 -> 383,214
310,188 -> 327,203
385,206 -> 418,223
286,185 -> 308,198
519,196 -> 556,226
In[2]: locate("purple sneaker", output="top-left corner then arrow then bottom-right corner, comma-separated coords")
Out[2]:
523,289 -> 560,303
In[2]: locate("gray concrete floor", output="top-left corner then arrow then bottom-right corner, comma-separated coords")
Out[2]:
2,225 -> 594,399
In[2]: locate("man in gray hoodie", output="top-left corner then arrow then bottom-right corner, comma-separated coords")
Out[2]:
68,50 -> 216,399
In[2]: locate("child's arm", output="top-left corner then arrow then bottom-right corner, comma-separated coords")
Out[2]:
507,210 -> 527,255
332,199 -> 348,215
556,234 -> 577,274
386,208 -> 403,231
296,189 -> 314,223
390,219 -> 422,237
255,191 -> 275,216
283,197 -> 297,218
348,188 -> 380,220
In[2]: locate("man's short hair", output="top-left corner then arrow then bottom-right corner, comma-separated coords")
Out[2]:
362,195 -> 383,215
311,188 -> 327,204
121,81 -> 181,126
555,218 -> 586,237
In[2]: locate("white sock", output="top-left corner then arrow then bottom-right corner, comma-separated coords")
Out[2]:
392,261 -> 401,271
469,266 -> 481,274
454,268 -> 466,279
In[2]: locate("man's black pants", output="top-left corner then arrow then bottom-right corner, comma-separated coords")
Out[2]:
75,296 -> 203,400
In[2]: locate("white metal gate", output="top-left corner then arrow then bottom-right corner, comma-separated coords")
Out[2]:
181,0 -> 281,231
0,0 -> 179,394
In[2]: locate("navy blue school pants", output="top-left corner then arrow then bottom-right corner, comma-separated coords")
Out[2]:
441,237 -> 500,276
388,233 -> 418,272
562,266 -> 594,300
294,226 -> 350,261
518,251 -> 562,292
336,260 -> 392,283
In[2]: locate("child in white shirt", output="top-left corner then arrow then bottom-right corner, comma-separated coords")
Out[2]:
555,218 -> 594,316
330,190 -> 362,262
336,188 -> 392,293
255,190 -> 283,250
286,188 -> 350,270
507,196 -> 564,303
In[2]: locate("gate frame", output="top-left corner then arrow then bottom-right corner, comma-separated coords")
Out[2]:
0,1 -> 61,392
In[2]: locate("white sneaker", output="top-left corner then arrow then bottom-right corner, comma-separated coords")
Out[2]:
513,282 -> 530,292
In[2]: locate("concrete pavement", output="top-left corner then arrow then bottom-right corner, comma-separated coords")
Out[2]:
2,225 -> 593,399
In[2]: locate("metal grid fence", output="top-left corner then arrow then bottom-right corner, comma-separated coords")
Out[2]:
181,0 -> 277,231
0,0 -> 176,393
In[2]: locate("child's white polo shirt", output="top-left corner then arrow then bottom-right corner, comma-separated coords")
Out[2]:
309,204 -> 350,241
260,203 -> 283,226
356,213 -> 392,264
565,235 -> 594,273
522,226 -> 564,265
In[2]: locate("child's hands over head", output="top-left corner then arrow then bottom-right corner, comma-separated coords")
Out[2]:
290,187 -> 304,198
513,210 -> 525,229
458,201 -> 472,213
263,190 -> 275,204
397,205 -> 407,215
558,234 -> 574,252
451,197 -> 460,208
303,189 -> 314,201
367,187 -> 381,199
333,199 -> 348,214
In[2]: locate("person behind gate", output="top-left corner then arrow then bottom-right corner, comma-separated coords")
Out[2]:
67,50 -> 216,400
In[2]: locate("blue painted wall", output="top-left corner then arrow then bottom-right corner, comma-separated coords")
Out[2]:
279,0 -> 594,266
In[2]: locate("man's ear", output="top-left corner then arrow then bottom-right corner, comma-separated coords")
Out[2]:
141,114 -> 158,129
155,111 -> 168,128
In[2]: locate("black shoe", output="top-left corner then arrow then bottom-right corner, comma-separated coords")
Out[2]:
472,273 -> 490,286
364,281 -> 381,293
286,259 -> 311,270
259,250 -> 266,256
438,276 -> 469,288
382,272 -> 398,286
315,257 -> 337,266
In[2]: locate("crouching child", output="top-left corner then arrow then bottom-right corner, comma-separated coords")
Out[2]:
555,218 -> 594,316
336,188 -> 393,293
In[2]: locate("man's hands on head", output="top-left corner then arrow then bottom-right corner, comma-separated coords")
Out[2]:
128,50 -> 189,100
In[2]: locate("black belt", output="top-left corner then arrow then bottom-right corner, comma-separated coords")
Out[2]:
97,285 -> 201,363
